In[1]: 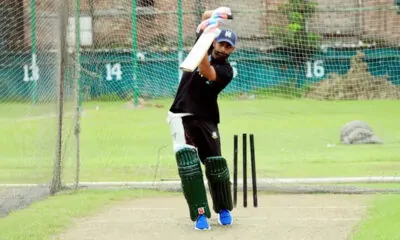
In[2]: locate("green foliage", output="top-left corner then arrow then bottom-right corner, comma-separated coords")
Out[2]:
277,0 -> 318,19
397,0 -> 400,14
288,12 -> 303,23
271,0 -> 321,61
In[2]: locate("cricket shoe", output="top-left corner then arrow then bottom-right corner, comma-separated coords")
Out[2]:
194,214 -> 211,230
218,209 -> 233,225
194,214 -> 210,230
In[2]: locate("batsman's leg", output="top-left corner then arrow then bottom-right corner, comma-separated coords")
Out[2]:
176,147 -> 211,229
204,156 -> 233,225
167,112 -> 211,230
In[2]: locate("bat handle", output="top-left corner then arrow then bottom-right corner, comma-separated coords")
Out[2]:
227,14 -> 233,20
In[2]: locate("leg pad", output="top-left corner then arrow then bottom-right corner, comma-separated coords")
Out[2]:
204,156 -> 233,213
176,147 -> 211,221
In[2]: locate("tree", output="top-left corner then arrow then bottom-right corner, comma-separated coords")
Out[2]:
271,0 -> 321,62
396,0 -> 400,14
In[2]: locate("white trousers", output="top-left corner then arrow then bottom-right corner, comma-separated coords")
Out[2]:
166,111 -> 196,153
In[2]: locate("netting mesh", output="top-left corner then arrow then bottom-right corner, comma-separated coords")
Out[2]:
0,0 -> 400,197
0,0 -> 76,200
0,0 -> 58,186
67,0 -> 400,102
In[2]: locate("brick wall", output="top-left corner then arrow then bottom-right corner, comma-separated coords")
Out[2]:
15,0 -> 400,50
362,0 -> 400,43
309,0 -> 361,35
265,0 -> 399,44
201,0 -> 267,38
22,0 -> 59,50
0,0 -> 25,51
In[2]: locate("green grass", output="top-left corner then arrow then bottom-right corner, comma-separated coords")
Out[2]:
1,98 -> 400,239
0,189 -> 176,240
351,194 -> 400,240
1,98 -> 400,183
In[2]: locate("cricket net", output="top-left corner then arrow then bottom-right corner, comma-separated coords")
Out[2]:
0,0 -> 78,217
1,0 -> 400,201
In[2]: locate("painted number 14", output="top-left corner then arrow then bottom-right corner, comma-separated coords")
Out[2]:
106,63 -> 122,81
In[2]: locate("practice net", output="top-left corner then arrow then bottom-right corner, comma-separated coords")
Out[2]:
1,0 -> 400,199
0,0 -> 78,216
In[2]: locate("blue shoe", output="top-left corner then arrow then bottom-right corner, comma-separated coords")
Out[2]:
194,214 -> 210,230
218,209 -> 233,225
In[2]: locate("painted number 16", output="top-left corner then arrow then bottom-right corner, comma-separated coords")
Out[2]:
306,60 -> 325,78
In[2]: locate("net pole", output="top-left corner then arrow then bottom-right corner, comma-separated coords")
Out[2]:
131,0 -> 139,107
89,0 -> 95,43
30,0 -> 38,103
74,0 -> 82,190
50,0 -> 68,195
195,0 -> 203,24
177,0 -> 183,82
304,0 -> 309,33
75,0 -> 82,109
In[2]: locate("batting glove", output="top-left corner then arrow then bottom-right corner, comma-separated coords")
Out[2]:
196,17 -> 221,34
196,7 -> 232,34
211,7 -> 233,20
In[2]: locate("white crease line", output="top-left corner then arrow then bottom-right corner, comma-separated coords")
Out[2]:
116,207 -> 176,210
238,217 -> 361,221
85,218 -> 361,224
117,206 -> 367,211
255,206 -> 368,209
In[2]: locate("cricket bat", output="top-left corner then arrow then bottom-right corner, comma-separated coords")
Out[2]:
179,30 -> 220,72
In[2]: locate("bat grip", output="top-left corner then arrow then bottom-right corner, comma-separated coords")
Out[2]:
227,14 -> 233,20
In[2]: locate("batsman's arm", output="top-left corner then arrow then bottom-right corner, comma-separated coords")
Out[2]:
196,7 -> 232,80
198,53 -> 217,81
194,11 -> 217,80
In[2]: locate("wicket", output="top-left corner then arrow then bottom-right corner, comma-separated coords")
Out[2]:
233,133 -> 258,208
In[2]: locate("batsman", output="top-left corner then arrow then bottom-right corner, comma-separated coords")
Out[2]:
166,7 -> 238,230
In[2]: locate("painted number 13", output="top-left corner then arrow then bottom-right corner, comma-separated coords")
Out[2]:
23,54 -> 39,82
